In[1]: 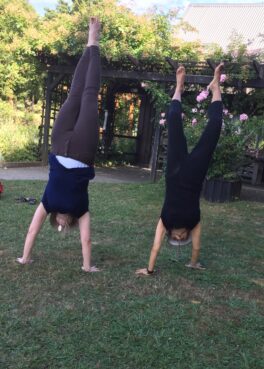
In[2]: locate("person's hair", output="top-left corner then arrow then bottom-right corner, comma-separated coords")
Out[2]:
167,228 -> 190,240
167,228 -> 192,246
49,212 -> 78,233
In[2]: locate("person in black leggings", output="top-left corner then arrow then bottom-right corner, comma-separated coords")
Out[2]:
136,63 -> 224,275
17,18 -> 101,272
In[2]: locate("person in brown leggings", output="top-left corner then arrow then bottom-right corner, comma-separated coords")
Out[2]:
17,18 -> 101,272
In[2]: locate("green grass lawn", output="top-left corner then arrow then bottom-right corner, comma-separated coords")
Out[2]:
0,180 -> 263,369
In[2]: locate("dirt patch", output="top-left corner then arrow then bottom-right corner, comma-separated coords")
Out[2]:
251,278 -> 264,287
130,276 -> 214,303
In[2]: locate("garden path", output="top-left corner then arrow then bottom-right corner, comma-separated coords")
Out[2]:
0,165 -> 263,201
0,165 -> 151,183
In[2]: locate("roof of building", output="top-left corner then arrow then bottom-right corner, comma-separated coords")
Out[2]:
179,3 -> 264,51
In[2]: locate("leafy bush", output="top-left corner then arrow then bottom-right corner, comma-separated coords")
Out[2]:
182,94 -> 262,180
0,100 -> 40,162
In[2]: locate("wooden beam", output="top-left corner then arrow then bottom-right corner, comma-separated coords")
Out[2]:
101,69 -> 215,84
47,66 -> 264,88
50,73 -> 66,90
206,59 -> 216,70
48,65 -> 74,74
127,54 -> 141,67
166,57 -> 178,70
241,78 -> 264,88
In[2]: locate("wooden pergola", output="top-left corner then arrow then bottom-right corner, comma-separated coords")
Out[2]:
39,55 -> 264,179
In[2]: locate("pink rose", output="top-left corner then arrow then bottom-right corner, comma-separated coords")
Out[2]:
223,109 -> 229,115
192,118 -> 198,126
220,74 -> 227,83
196,89 -> 209,102
201,90 -> 209,98
192,108 -> 198,113
141,82 -> 149,88
240,113 -> 248,121
231,50 -> 239,59
159,119 -> 166,126
161,112 -> 166,118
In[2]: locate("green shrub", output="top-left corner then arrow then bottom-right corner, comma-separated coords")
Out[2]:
0,100 -> 40,162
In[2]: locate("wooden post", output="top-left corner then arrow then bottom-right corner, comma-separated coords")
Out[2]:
42,72 -> 53,165
253,60 -> 264,80
103,84 -> 116,156
150,122 -> 161,182
137,93 -> 155,166
251,161 -> 264,185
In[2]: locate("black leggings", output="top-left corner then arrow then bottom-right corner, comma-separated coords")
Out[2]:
166,99 -> 223,190
51,46 -> 101,165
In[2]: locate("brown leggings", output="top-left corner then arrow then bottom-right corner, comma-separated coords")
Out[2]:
51,46 -> 101,165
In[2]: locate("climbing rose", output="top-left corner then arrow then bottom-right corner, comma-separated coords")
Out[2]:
240,114 -> 248,121
192,118 -> 198,126
231,50 -> 239,59
192,108 -> 198,113
159,119 -> 166,126
220,74 -> 227,83
223,109 -> 229,115
161,112 -> 166,118
196,89 -> 209,102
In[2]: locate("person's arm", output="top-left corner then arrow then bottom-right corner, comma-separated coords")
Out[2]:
136,218 -> 166,276
17,203 -> 48,263
189,222 -> 201,265
79,212 -> 99,272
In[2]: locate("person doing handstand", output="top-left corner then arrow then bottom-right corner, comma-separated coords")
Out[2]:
136,63 -> 224,275
17,18 -> 101,272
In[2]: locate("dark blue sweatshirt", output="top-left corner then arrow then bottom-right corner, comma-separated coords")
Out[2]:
161,179 -> 201,231
42,153 -> 95,218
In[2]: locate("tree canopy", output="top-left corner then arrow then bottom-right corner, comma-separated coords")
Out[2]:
0,0 -> 41,100
0,0 -> 203,100
0,0 -> 263,102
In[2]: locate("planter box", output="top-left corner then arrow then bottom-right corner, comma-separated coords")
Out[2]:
203,178 -> 242,203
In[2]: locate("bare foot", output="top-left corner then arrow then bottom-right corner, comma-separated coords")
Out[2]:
16,257 -> 33,265
208,62 -> 224,92
185,262 -> 206,270
176,65 -> 186,93
87,17 -> 101,47
81,265 -> 100,272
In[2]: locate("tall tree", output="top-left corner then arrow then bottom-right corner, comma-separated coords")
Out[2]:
0,0 -> 41,101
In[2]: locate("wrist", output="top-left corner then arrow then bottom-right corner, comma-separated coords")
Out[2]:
147,268 -> 154,274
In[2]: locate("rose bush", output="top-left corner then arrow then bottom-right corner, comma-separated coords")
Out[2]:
183,91 -> 262,180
